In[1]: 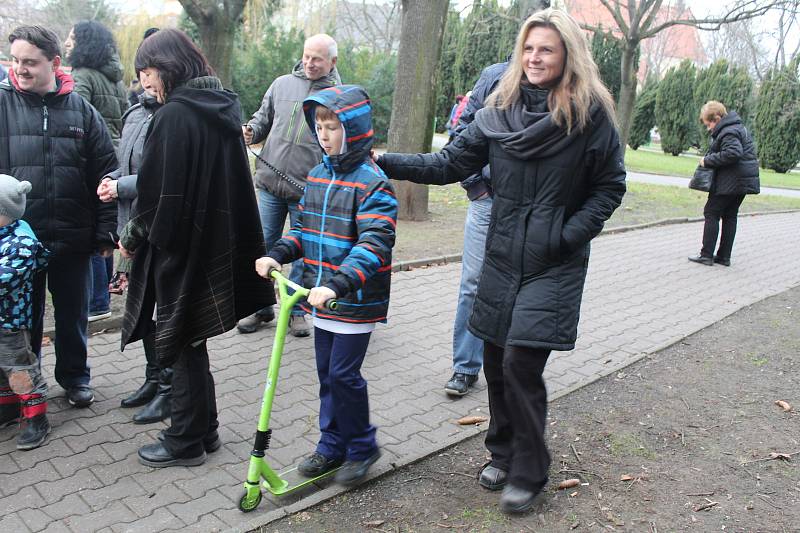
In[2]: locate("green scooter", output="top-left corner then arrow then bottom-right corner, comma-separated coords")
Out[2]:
238,270 -> 337,512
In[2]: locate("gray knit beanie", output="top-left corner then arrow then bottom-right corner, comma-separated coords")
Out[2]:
0,174 -> 32,221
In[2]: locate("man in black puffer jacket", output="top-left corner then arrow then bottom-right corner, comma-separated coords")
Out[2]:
689,101 -> 760,267
0,25 -> 118,408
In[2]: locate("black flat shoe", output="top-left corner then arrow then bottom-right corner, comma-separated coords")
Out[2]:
158,429 -> 221,453
138,442 -> 206,468
688,255 -> 713,266
121,381 -> 158,407
478,463 -> 507,491
714,255 -> 731,266
500,484 -> 542,514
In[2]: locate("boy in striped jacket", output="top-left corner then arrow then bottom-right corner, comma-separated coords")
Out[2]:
256,85 -> 397,486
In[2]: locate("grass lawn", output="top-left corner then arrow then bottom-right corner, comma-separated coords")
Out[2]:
624,147 -> 800,190
393,181 -> 800,262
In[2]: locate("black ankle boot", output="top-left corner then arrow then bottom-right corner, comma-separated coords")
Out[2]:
17,414 -> 50,450
121,380 -> 158,408
133,369 -> 171,424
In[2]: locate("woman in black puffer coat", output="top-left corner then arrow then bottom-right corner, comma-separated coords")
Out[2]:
689,101 -> 760,267
378,9 -> 626,514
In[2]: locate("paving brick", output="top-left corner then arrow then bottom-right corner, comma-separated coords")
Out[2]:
17,506 -> 52,532
110,508 -> 185,533
167,488 -> 235,525
34,469 -> 103,505
1,462 -> 59,498
79,476 -> 146,511
123,482 -> 191,518
41,493 -> 91,522
63,500 -> 136,533
0,512 -> 30,533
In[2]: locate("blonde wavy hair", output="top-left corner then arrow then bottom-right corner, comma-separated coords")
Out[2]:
486,8 -> 617,133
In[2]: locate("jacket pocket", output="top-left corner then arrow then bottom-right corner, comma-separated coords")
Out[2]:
522,204 -> 564,277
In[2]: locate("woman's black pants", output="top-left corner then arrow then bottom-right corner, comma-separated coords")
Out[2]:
162,340 -> 218,457
701,194 -> 746,260
483,342 -> 551,492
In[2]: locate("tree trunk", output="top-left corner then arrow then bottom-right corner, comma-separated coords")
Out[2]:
617,41 -> 639,148
515,0 -> 551,18
178,0 -> 245,89
387,0 -> 449,221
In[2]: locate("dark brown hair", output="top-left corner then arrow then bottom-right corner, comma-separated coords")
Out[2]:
8,25 -> 61,60
134,28 -> 213,95
315,104 -> 339,123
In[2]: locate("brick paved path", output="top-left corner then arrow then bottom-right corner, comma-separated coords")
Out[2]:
1,212 -> 799,532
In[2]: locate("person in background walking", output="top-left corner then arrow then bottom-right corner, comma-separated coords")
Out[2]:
688,101 -> 760,267
1,25 -> 118,408
377,9 -> 626,513
443,61 -> 507,397
446,94 -> 464,141
97,63 -> 169,424
238,34 -> 341,338
64,20 -> 129,323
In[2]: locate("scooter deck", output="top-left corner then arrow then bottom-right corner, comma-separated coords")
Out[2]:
263,464 -> 340,496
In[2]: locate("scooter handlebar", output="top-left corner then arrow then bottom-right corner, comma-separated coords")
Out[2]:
269,270 -> 338,311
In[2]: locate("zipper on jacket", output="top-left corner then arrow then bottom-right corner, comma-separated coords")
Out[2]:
42,101 -> 55,247
314,166 -> 337,316
286,102 -> 298,139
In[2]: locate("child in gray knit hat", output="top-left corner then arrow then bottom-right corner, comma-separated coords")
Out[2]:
0,174 -> 50,450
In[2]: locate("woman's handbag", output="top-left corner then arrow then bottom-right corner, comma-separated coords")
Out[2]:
689,166 -> 714,192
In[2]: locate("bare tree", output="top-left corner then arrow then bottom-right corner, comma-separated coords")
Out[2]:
387,0 -> 449,221
704,18 -> 770,81
337,0 -> 400,54
579,0 -> 781,147
178,0 -> 248,87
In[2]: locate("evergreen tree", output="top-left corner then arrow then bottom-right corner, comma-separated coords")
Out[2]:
591,28 -> 624,102
753,58 -> 800,173
693,60 -> 754,152
628,77 -> 658,150
434,7 -> 463,132
656,60 -> 697,156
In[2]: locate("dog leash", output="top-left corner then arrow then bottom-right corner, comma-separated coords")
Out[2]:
247,148 -> 306,193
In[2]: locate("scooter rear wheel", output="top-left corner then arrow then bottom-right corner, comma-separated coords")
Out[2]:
238,490 -> 262,512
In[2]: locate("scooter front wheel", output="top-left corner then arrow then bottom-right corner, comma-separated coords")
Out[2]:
238,489 -> 262,512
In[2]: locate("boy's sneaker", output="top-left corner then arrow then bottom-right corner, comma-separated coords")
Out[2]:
445,372 -> 478,396
67,386 -> 94,408
0,403 -> 20,428
334,449 -> 381,486
88,309 -> 112,322
17,414 -> 50,450
297,452 -> 342,477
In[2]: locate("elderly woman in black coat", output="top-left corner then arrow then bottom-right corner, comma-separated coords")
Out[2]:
377,9 -> 625,514
118,29 -> 273,467
688,101 -> 760,267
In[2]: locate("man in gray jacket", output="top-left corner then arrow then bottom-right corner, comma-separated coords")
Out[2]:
239,33 -> 340,337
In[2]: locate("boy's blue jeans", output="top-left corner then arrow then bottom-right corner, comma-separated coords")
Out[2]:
313,327 -> 377,462
452,196 -> 492,376
257,189 -> 304,317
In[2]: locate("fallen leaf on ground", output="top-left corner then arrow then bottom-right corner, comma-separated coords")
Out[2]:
620,474 -> 634,481
456,415 -> 488,425
775,400 -> 792,412
298,512 -> 311,521
558,479 -> 581,490
363,520 -> 385,528
769,452 -> 792,461
42,336 -> 52,346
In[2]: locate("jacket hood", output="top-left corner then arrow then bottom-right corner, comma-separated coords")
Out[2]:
475,86 -> 597,159
712,111 -> 743,137
303,85 -> 374,174
98,54 -> 125,83
166,77 -> 242,137
291,60 -> 342,90
5,68 -> 74,96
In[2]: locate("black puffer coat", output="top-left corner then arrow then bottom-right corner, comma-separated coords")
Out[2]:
703,112 -> 760,196
379,88 -> 626,350
0,70 -> 118,256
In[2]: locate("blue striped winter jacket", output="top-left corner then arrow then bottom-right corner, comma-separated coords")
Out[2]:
267,85 -> 397,323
